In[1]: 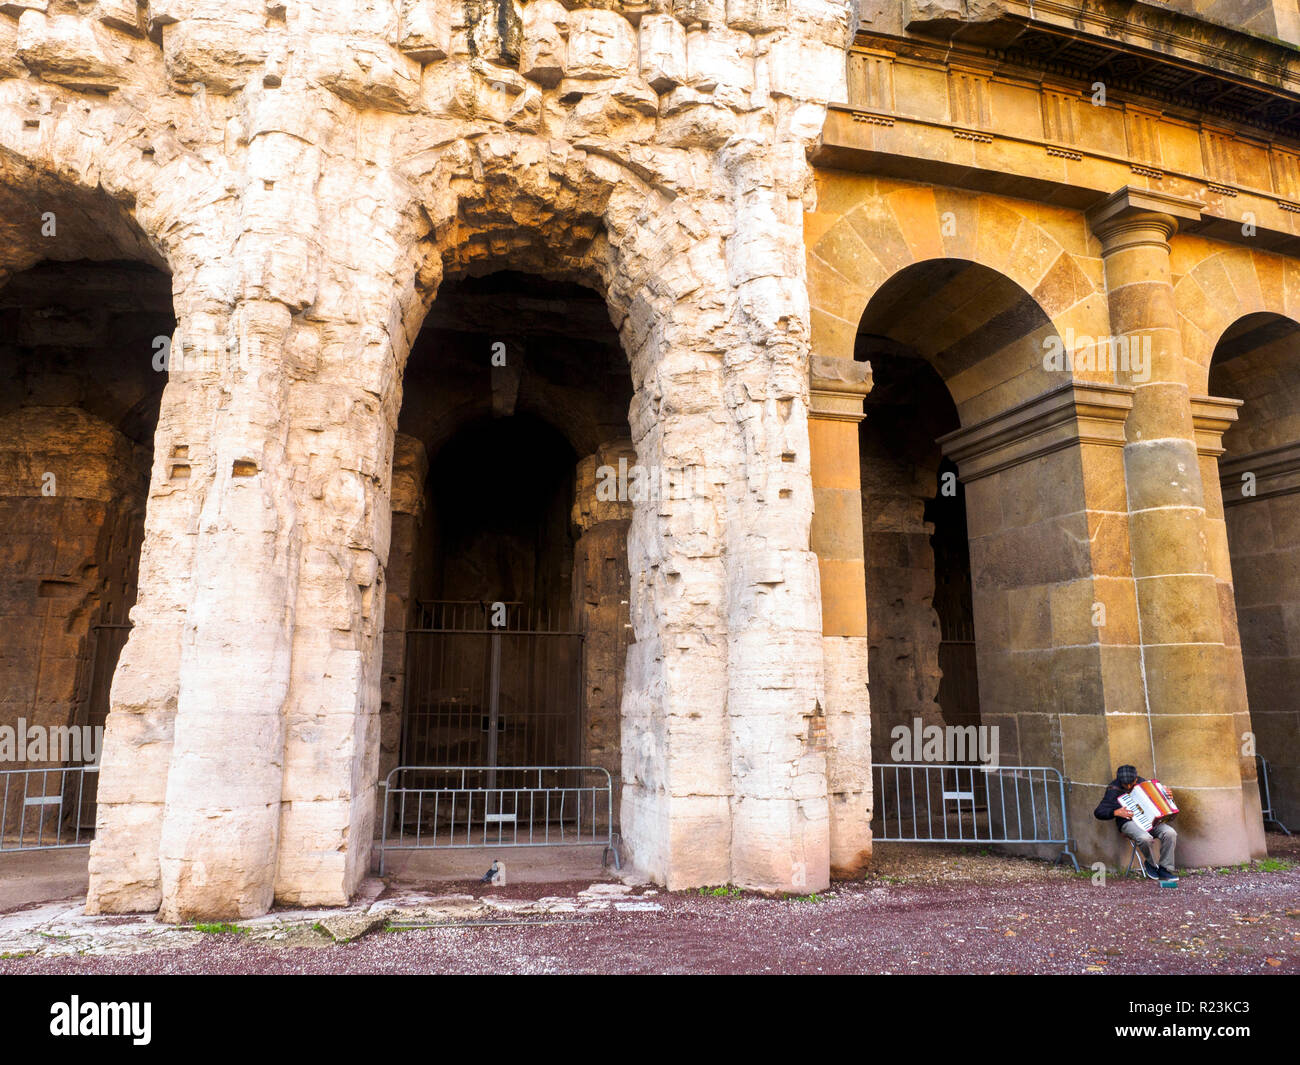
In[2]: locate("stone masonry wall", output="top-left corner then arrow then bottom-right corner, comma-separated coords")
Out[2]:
0,0 -> 854,917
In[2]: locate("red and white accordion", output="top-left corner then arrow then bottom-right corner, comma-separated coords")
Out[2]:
1118,780 -> 1178,831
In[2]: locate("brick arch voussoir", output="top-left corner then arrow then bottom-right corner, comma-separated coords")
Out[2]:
1179,247 -> 1298,393
809,191 -> 1081,362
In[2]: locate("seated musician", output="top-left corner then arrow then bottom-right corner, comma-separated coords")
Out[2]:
1094,764 -> 1177,881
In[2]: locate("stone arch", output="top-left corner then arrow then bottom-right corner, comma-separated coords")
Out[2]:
853,254 -> 1137,789
0,83 -> 264,918
806,180 -> 1110,379
855,257 -> 1063,426
369,127 -> 830,892
1173,242 -> 1300,395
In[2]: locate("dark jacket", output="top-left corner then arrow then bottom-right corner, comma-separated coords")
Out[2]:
1094,775 -> 1146,832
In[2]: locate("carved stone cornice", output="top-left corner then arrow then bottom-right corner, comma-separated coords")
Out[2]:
938,381 -> 1134,481
1189,394 -> 1242,458
895,0 -> 1300,140
810,354 -> 873,423
1219,440 -> 1300,505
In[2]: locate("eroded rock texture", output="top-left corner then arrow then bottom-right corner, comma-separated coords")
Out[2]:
0,0 -> 854,918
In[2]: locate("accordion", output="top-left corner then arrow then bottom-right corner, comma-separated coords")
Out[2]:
1118,780 -> 1178,832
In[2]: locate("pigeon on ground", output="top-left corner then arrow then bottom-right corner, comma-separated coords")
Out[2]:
480,860 -> 500,884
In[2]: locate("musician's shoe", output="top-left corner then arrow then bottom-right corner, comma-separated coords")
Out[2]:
1142,860 -> 1163,880
1157,867 -> 1178,881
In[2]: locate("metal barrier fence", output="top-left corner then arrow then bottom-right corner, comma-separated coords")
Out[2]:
873,763 -> 1078,870
378,765 -> 619,874
0,765 -> 99,851
1257,755 -> 1292,836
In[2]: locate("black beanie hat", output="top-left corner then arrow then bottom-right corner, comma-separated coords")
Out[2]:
1117,765 -> 1138,787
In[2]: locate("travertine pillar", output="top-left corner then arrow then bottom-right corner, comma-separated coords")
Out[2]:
156,300 -> 298,921
808,355 -> 874,876
88,310 -> 231,915
1088,187 -> 1253,866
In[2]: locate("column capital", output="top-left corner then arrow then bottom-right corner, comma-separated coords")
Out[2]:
809,354 -> 873,422
1086,186 -> 1203,253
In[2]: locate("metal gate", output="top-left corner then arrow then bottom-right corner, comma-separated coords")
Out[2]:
400,601 -> 583,772
0,765 -> 99,851
873,762 -> 1079,869
378,765 -> 618,873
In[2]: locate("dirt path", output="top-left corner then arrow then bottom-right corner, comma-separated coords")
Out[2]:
3,842 -> 1296,975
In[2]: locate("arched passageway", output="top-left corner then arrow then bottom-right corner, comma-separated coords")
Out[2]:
845,257 -> 1146,858
856,260 -> 1061,766
1210,313 -> 1300,830
381,271 -> 635,844
856,344 -> 978,764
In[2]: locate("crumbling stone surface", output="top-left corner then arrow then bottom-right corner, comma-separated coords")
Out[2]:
0,0 -> 854,919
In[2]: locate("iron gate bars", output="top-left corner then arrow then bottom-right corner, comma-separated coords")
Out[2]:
873,763 -> 1079,870
0,765 -> 99,851
378,765 -> 619,874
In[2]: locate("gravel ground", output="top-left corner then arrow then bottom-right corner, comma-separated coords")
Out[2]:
2,839 -> 1297,975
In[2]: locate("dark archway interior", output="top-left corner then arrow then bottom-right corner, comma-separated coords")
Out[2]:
385,271 -> 634,785
854,339 -> 980,766
424,413 -> 576,616
0,258 -> 172,839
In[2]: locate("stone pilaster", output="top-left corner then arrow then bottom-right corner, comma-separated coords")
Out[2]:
808,354 -> 874,877
940,381 -> 1143,861
1190,397 -> 1266,857
1219,438 -> 1300,837
1088,186 -> 1252,866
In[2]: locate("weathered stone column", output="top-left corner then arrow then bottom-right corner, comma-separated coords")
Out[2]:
88,303 -> 232,915
717,135 -> 832,895
808,354 -> 874,876
156,300 -> 299,921
1088,187 -> 1253,865
619,323 -> 735,889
